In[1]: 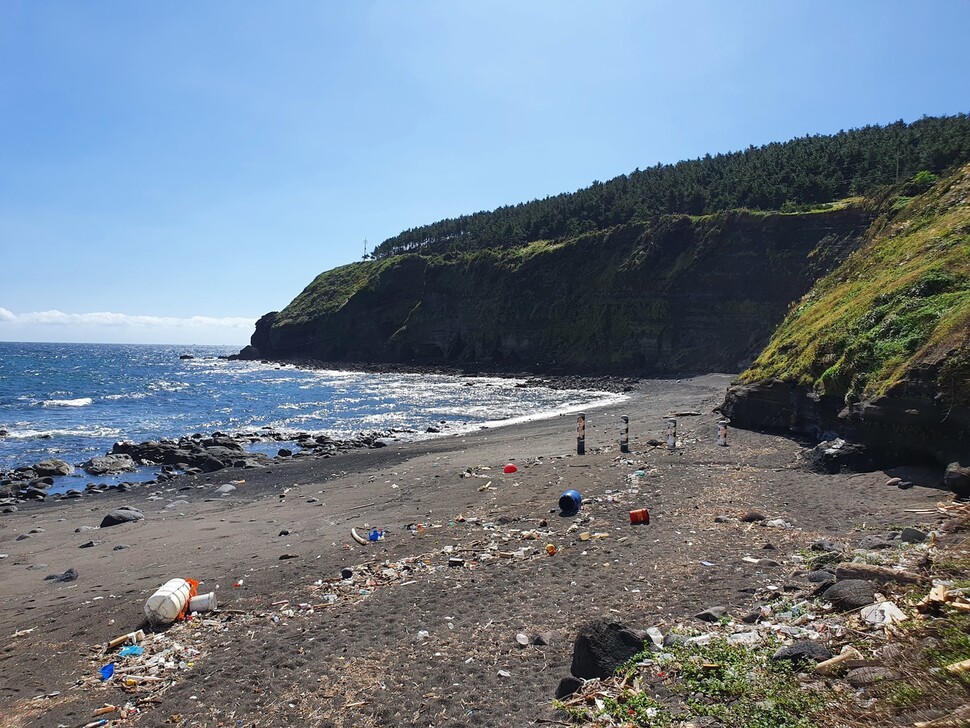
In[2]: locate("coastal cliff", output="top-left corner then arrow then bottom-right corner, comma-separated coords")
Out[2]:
249,207 -> 872,375
722,164 -> 970,464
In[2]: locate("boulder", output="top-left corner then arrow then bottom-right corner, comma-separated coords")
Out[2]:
81,454 -> 137,476
944,462 -> 970,498
99,507 -> 145,528
570,620 -> 646,680
803,438 -> 871,474
822,579 -> 877,611
33,459 -> 74,476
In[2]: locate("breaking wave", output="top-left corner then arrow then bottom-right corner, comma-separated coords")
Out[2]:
41,397 -> 93,408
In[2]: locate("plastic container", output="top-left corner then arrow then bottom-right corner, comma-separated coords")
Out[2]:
558,489 -> 582,515
629,508 -> 650,525
144,578 -> 192,625
188,591 -> 217,613
503,463 -> 518,474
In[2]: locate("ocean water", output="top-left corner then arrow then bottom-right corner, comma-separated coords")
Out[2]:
0,342 -> 620,491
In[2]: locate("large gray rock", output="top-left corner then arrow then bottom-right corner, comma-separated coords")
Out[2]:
33,459 -> 74,476
570,620 -> 646,680
82,454 -> 137,476
822,579 -> 877,611
944,462 -> 970,498
99,506 -> 145,528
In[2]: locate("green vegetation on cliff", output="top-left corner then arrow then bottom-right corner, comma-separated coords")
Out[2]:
373,115 -> 970,259
742,164 -> 970,405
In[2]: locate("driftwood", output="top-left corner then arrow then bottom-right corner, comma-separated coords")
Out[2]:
834,563 -> 921,585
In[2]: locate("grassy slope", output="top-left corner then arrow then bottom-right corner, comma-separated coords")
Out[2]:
741,164 -> 970,404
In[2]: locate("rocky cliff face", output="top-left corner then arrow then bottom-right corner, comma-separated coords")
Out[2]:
721,165 -> 970,465
249,208 -> 874,375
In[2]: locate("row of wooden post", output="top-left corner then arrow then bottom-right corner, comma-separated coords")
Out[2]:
575,413 -> 729,455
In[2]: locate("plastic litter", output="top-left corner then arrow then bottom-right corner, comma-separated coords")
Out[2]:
503,463 -> 518,474
629,508 -> 650,525
118,645 -> 144,658
99,663 -> 115,681
144,578 -> 196,625
558,489 -> 582,515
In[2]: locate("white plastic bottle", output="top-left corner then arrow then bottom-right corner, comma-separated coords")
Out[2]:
144,578 -> 192,625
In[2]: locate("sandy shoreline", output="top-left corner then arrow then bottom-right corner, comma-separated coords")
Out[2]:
0,374 -> 953,727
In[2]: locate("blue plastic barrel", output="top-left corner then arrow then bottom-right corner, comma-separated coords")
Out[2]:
559,489 -> 582,515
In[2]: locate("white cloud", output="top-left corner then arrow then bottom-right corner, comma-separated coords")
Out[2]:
0,308 -> 256,345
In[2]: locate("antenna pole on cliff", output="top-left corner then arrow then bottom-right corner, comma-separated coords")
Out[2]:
363,238 -> 368,260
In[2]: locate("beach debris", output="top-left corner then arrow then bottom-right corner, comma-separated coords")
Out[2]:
815,645 -> 864,675
350,527 -> 369,545
188,592 -> 217,612
118,645 -> 144,658
144,578 -> 197,625
629,508 -> 650,524
12,627 -> 35,638
99,663 -> 115,681
833,562 -> 921,585
558,489 -> 582,515
515,633 -> 530,647
860,601 -> 907,626
106,629 -> 145,651
545,543 -> 557,556
503,463 -> 518,474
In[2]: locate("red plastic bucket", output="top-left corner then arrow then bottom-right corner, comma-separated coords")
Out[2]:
629,508 -> 650,525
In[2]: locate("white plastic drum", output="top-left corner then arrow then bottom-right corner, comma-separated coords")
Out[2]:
144,578 -> 192,625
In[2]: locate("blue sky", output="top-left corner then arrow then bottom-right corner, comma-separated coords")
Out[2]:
1,1 -> 968,345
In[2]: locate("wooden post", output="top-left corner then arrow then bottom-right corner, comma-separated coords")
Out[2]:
666,417 -> 677,450
577,413 -> 586,455
619,416 -> 629,453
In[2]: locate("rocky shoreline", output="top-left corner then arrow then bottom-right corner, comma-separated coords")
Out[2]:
0,427 -> 407,510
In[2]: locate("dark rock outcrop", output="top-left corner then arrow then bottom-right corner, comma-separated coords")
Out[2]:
570,620 -> 647,680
